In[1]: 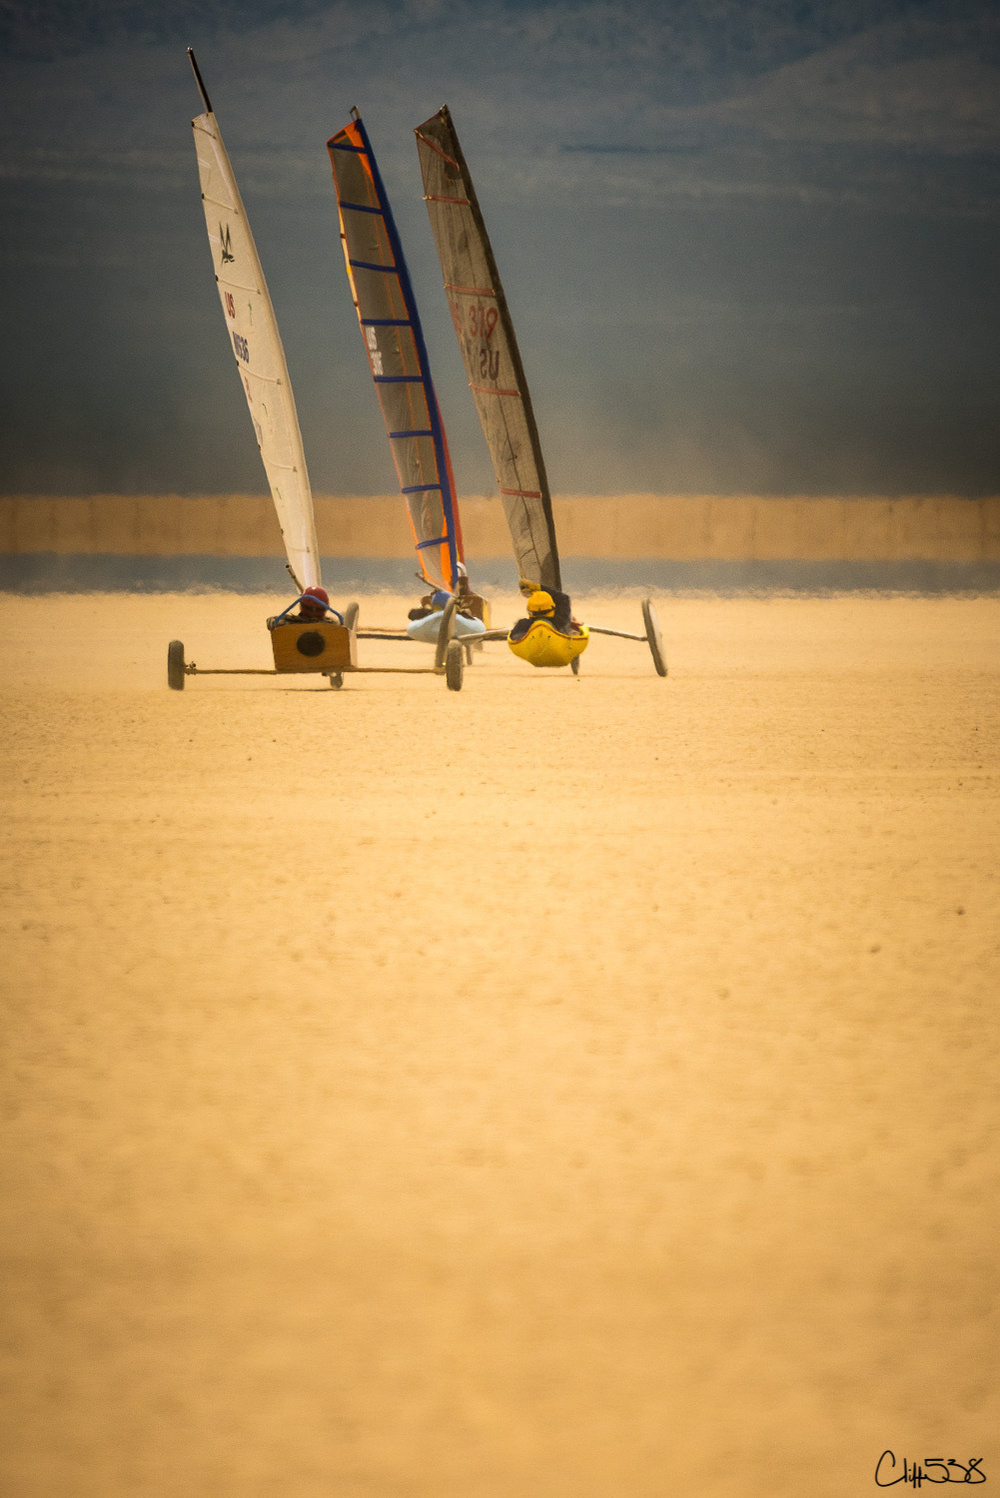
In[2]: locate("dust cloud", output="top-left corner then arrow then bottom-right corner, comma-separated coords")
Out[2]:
2,493 -> 998,561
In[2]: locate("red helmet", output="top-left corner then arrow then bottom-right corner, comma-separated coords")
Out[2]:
300,585 -> 329,619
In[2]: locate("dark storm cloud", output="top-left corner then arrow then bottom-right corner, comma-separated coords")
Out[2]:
0,0 -> 997,496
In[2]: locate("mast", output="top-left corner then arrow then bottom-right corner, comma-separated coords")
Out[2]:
187,47 -> 212,113
414,105 -> 561,592
187,50 -> 321,590
327,112 -> 463,593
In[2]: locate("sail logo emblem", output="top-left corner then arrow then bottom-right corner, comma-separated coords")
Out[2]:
219,223 -> 235,263
463,303 -> 499,380
366,325 -> 384,376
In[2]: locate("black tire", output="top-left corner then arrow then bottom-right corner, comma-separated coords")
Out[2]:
445,638 -> 464,691
571,654 -> 581,675
328,673 -> 343,689
167,640 -> 185,691
344,601 -> 360,632
434,595 -> 459,670
641,598 -> 668,677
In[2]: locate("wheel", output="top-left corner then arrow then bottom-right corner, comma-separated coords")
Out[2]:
434,595 -> 459,670
571,654 -> 581,675
445,638 -> 464,691
167,640 -> 185,690
641,598 -> 667,677
328,673 -> 343,689
344,601 -> 360,632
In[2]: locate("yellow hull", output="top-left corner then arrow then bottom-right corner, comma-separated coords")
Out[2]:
507,621 -> 590,668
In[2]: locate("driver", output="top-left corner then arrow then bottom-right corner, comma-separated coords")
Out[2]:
291,585 -> 330,622
513,580 -> 581,638
406,589 -> 486,644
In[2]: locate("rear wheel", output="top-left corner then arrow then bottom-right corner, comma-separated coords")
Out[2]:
328,673 -> 343,689
641,598 -> 667,677
344,601 -> 359,632
571,655 -> 581,676
445,638 -> 464,691
167,640 -> 185,691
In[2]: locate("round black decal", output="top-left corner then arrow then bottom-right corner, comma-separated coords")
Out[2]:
296,630 -> 326,657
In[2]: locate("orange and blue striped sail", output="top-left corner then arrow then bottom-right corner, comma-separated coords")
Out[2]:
328,114 -> 463,592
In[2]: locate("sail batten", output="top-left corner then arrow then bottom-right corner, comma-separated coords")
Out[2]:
191,109 -> 321,590
327,115 -> 462,593
415,106 -> 561,591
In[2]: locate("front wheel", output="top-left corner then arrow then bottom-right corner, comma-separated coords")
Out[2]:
571,654 -> 581,676
445,638 -> 464,691
641,598 -> 667,677
434,595 -> 459,671
167,640 -> 185,690
328,673 -> 343,690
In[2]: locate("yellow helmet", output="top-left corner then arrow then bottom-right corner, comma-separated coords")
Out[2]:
527,590 -> 555,616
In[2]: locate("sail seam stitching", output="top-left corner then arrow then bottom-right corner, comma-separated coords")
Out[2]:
445,283 -> 496,297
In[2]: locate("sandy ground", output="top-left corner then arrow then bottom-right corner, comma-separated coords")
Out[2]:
1,590 -> 997,1498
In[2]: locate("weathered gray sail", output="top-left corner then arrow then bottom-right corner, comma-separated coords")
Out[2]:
414,107 -> 561,591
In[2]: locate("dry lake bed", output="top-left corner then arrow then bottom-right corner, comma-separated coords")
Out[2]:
1,590 -> 997,1497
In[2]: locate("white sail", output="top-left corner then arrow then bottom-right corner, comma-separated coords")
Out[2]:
191,109 -> 321,589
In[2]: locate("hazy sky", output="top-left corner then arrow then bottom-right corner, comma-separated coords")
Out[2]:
1,0 -> 997,496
